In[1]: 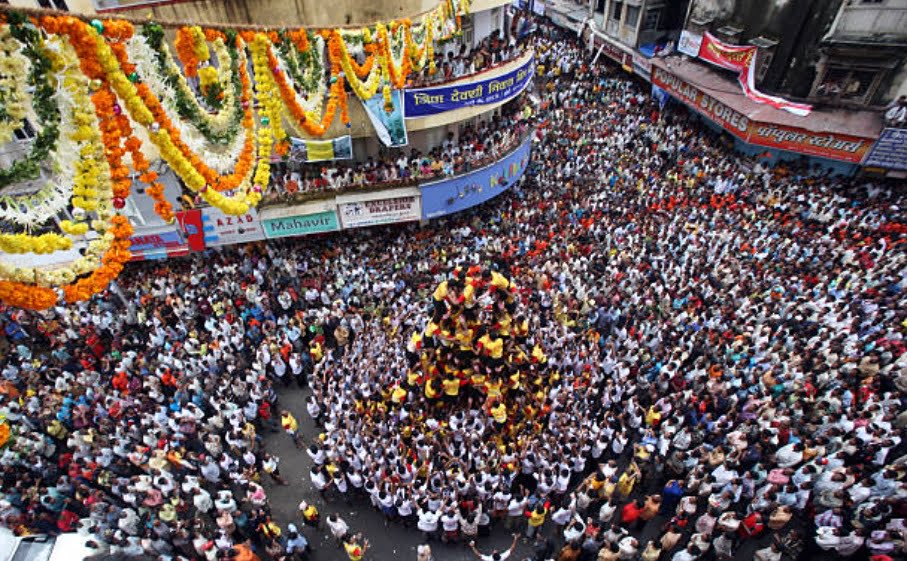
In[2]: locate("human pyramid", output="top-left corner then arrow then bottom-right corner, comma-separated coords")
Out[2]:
400,264 -> 550,435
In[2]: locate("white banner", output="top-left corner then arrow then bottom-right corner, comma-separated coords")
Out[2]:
678,30 -> 703,57
201,207 -> 266,246
339,195 -> 422,229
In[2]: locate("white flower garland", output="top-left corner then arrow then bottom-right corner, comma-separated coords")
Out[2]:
127,34 -> 247,174
0,37 -> 115,287
0,26 -> 31,146
0,36 -> 81,228
273,34 -> 326,117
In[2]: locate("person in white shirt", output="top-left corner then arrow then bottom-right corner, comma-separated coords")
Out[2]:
467,533 -> 518,561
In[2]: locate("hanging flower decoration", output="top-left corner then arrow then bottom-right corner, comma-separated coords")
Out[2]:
0,25 -> 30,146
0,0 -> 474,310
0,15 -> 61,189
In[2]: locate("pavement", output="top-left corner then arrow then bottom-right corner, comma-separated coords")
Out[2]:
263,385 -> 782,561
263,384 -> 536,561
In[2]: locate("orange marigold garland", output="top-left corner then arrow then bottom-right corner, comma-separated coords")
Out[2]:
264,34 -> 348,136
173,26 -> 201,78
0,281 -> 59,311
102,23 -> 175,222
98,22 -> 257,194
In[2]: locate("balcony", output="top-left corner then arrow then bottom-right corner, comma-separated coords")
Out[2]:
261,121 -> 533,208
829,4 -> 907,43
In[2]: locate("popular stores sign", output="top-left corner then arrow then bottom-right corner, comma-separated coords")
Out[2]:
652,67 -> 750,137
651,66 -> 872,163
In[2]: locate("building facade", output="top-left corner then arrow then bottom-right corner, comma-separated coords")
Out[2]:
0,0 -> 536,259
566,0 -> 906,175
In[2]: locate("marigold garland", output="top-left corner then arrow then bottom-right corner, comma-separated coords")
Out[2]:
0,0 -> 476,310
265,32 -> 348,137
173,26 -> 203,78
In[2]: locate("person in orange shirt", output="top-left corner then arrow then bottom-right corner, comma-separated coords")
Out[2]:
223,543 -> 261,561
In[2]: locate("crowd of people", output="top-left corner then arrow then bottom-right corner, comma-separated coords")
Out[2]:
1,16 -> 906,561
410,30 -> 527,87
266,108 -> 531,204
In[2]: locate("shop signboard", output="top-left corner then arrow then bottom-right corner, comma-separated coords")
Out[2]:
339,195 -> 422,229
404,55 -> 535,118
747,123 -> 873,164
201,207 -> 266,246
862,127 -> 907,170
677,30 -> 703,57
261,210 -> 339,239
420,133 -> 532,219
651,66 -> 750,138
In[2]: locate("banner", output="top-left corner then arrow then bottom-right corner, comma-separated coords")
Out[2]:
651,84 -> 670,110
697,32 -> 812,117
175,209 -> 205,252
128,229 -> 187,261
420,133 -> 532,219
339,196 -> 422,228
863,128 -> 907,171
404,55 -> 535,118
362,89 -> 409,147
632,53 -> 652,81
651,66 -> 750,138
677,30 -> 703,58
746,123 -> 873,164
201,207 -> 266,246
289,135 -> 353,163
262,210 -> 339,239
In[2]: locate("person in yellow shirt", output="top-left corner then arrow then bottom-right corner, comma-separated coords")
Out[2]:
490,400 -> 508,427
442,374 -> 464,403
645,405 -> 662,427
280,410 -> 303,449
424,378 -> 441,400
485,378 -> 504,399
524,500 -> 551,539
343,533 -> 370,561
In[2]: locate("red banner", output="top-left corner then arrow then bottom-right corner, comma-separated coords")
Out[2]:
176,209 -> 206,252
746,123 -> 873,164
698,32 -> 756,72
697,32 -> 812,116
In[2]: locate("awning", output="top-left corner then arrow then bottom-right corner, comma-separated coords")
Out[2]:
651,57 -> 883,164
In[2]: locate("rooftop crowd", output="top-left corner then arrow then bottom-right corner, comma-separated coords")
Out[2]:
0,16 -> 906,561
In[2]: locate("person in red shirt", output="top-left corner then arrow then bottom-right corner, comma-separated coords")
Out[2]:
621,498 -> 644,530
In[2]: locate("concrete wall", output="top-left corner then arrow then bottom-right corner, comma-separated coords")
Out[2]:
687,0 -> 844,99
110,0 -> 512,28
831,0 -> 907,40
8,0 -> 95,13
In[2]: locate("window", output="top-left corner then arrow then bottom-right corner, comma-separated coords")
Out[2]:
13,120 -> 36,142
612,1 -> 623,21
815,66 -> 880,103
37,0 -> 69,9
643,8 -> 660,31
596,0 -> 606,15
626,6 -> 640,27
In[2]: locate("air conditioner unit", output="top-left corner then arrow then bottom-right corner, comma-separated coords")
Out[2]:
715,24 -> 743,44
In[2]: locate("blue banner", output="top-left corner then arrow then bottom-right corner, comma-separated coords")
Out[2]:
420,133 -> 533,219
362,88 -> 409,147
404,55 -> 535,118
863,127 -> 907,171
